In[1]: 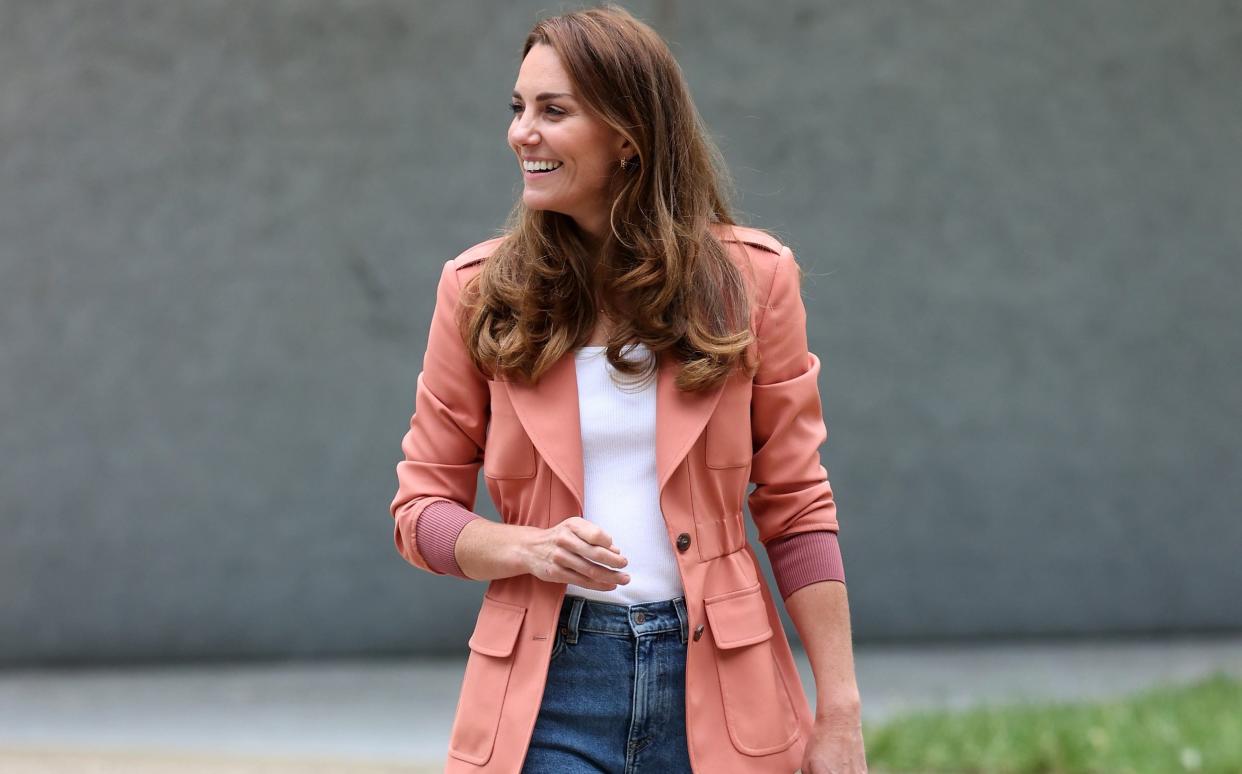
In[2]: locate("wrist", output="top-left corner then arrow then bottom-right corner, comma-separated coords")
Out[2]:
506,524 -> 540,577
814,692 -> 862,724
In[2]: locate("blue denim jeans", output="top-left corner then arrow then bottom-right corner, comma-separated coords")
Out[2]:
521,594 -> 693,773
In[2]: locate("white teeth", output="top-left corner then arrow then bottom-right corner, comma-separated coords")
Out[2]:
524,160 -> 563,172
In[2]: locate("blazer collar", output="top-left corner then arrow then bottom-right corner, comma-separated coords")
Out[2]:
504,346 -> 726,515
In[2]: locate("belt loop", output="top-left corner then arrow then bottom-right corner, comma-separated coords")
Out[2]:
673,596 -> 689,644
565,596 -> 585,644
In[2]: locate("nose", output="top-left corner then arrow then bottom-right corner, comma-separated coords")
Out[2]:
509,114 -> 539,147
511,126 -> 539,148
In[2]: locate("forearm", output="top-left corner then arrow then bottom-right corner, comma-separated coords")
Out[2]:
454,518 -> 538,581
413,499 -> 535,581
784,579 -> 862,721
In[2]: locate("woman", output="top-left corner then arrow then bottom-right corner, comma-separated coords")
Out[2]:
391,5 -> 867,773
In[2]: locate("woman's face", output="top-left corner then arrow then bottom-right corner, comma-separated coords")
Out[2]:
508,44 -> 631,242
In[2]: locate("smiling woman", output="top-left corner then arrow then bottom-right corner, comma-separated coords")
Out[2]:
389,4 -> 863,773
507,46 -> 637,244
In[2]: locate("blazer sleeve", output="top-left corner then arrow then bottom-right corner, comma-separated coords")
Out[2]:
389,258 -> 490,575
748,245 -> 841,546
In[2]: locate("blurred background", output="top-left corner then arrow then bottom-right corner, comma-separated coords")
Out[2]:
2,0 -> 1239,771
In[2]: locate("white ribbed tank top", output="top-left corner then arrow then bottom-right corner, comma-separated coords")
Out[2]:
564,342 -> 685,604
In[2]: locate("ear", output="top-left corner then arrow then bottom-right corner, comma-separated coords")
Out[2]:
614,133 -> 635,158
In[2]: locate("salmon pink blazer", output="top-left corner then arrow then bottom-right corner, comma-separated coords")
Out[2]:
391,223 -> 841,773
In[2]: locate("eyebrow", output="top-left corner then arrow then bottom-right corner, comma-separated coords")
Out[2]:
511,90 -> 575,101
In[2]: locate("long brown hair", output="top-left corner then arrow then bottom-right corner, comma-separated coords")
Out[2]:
462,3 -> 768,392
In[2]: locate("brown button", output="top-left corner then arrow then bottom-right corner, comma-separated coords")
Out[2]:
633,611 -> 646,624
676,533 -> 691,551
693,624 -> 704,641
560,626 -> 569,637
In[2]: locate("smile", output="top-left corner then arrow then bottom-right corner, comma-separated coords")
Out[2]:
522,158 -> 564,177
523,165 -> 562,178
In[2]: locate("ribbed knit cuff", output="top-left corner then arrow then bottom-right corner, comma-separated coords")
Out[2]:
414,500 -> 485,579
766,530 -> 845,601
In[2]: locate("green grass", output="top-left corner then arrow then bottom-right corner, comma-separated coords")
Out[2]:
860,671 -> 1242,774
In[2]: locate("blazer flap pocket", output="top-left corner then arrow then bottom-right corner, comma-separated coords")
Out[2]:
467,595 -> 526,657
704,582 -> 773,649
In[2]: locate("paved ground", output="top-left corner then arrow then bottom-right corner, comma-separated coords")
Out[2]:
1,634 -> 1239,772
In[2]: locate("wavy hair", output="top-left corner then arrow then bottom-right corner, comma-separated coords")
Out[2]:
461,3 -> 771,392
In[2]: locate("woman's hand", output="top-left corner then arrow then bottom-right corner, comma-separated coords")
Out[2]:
799,715 -> 868,774
520,516 -> 631,590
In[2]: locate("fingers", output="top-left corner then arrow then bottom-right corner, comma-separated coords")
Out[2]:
534,544 -> 626,591
563,517 -> 628,570
565,515 -> 613,551
561,559 -> 625,591
552,517 -> 631,588
565,549 -> 631,587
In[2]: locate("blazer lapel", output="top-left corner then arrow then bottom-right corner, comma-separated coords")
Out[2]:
653,348 -> 727,496
504,347 -> 726,515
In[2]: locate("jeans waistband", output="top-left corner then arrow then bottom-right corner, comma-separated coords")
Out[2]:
558,594 -> 690,645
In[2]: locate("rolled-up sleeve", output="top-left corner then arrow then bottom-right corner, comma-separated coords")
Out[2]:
389,258 -> 489,576
748,245 -> 840,555
766,530 -> 845,601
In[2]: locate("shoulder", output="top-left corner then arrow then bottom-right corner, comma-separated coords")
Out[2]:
708,222 -> 792,272
432,234 -> 508,298
447,234 -> 506,276
709,222 -> 785,256
707,222 -> 797,305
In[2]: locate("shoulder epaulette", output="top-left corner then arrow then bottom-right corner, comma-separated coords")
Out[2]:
711,223 -> 784,255
451,236 -> 505,271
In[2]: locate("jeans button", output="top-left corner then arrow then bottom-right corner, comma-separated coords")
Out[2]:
633,611 -> 646,624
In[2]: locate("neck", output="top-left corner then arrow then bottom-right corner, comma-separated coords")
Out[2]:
580,230 -> 604,260
570,212 -> 608,254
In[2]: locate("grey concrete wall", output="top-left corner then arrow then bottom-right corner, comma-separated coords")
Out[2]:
1,0 -> 1238,665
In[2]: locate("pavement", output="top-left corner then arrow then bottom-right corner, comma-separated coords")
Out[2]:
1,634 -> 1239,773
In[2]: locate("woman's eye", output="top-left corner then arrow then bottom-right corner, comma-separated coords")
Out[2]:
508,102 -> 565,117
